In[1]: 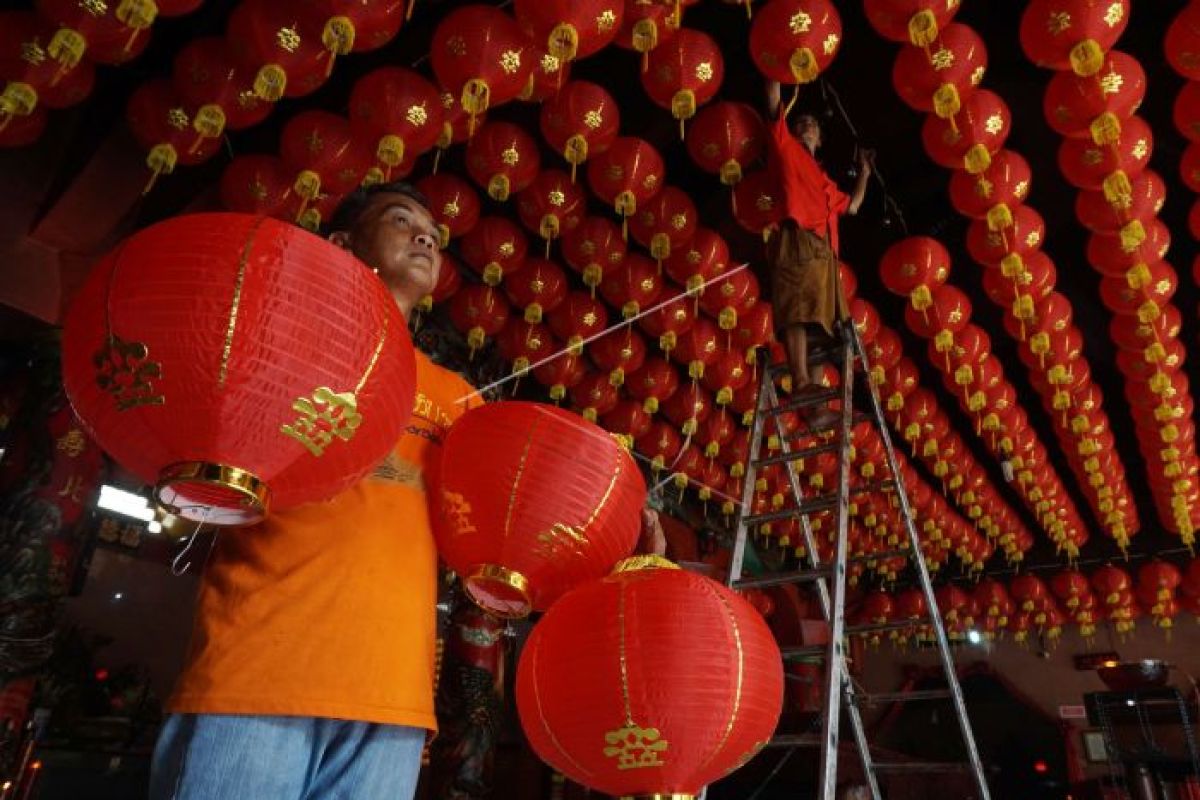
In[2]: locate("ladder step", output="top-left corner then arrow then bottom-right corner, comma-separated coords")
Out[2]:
854,548 -> 911,563
855,689 -> 953,705
752,440 -> 841,468
765,734 -> 823,748
780,644 -> 828,660
780,621 -> 918,661
768,388 -> 841,415
732,567 -> 831,589
873,761 -> 971,774
743,480 -> 897,527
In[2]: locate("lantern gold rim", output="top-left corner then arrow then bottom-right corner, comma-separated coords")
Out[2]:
155,461 -> 271,527
465,564 -> 532,619
621,795 -> 695,799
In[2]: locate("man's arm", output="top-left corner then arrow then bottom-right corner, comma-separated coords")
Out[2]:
847,148 -> 875,215
766,79 -> 783,120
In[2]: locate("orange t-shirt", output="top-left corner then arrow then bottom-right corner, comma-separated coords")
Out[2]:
168,350 -> 482,730
767,115 -> 851,253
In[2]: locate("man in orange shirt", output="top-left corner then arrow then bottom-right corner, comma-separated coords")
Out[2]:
149,182 -> 481,799
765,80 -> 873,427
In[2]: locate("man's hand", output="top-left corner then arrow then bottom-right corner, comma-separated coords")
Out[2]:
638,508 -> 667,557
856,148 -> 876,176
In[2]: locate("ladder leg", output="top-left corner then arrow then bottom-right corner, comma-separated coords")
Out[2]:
850,324 -> 993,800
843,677 -> 882,800
727,365 -> 773,587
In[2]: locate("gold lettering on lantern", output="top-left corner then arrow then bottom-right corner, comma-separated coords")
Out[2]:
984,113 -> 1004,135
823,33 -> 839,56
219,217 -> 267,387
1132,139 -> 1148,160
79,0 -> 108,16
1014,179 -> 1029,197
276,26 -> 301,53
499,49 -> 522,75
443,491 -> 477,536
58,474 -> 85,503
405,103 -> 428,126
603,724 -> 668,770
1047,11 -> 1071,35
166,108 -> 190,130
443,199 -> 460,218
280,387 -> 363,456
642,173 -> 659,191
584,109 -> 603,130
755,193 -> 774,211
694,62 -> 713,81
94,335 -> 165,411
20,39 -> 47,66
930,47 -> 954,71
670,213 -> 688,230
1103,3 -> 1123,27
540,53 -> 560,74
548,190 -> 566,207
533,522 -> 589,560
583,311 -> 598,326
446,35 -> 467,57
501,146 -> 520,166
57,429 -> 86,458
1099,70 -> 1123,96
596,9 -> 617,32
789,10 -> 812,33
971,65 -> 985,85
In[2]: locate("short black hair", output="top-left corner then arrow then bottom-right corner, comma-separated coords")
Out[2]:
323,180 -> 430,235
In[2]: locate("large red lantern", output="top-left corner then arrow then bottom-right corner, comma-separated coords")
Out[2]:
562,215 -> 628,292
517,560 -> 783,797
1019,0 -> 1129,76
517,169 -> 587,249
430,5 -> 534,122
460,215 -> 529,288
225,0 -> 328,101
513,0 -> 624,63
628,185 -> 699,263
864,0 -> 960,46
465,120 -> 541,202
892,23 -> 987,120
921,89 -> 1011,173
750,0 -> 842,85
416,173 -> 482,246
685,101 -> 765,188
348,67 -> 444,176
172,37 -> 272,149
62,214 -> 415,526
587,136 -> 666,223
539,80 -> 621,178
126,79 -> 222,190
642,28 -> 724,134
279,110 -> 372,215
433,402 -> 645,617
1043,50 -> 1145,144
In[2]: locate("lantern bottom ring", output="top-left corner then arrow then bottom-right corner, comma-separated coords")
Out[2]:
465,564 -> 532,620
621,795 -> 695,799
155,461 -> 271,528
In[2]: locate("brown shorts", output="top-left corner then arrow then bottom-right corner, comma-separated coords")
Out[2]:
768,219 -> 848,337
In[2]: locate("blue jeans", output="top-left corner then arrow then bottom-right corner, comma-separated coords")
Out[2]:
149,714 -> 425,800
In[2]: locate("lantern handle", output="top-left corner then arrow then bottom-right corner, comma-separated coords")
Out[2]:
171,509 -> 216,576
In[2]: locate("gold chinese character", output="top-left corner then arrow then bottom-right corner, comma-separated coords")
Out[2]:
584,109 -> 603,130
1099,70 -> 1124,96
789,10 -> 812,34
1047,11 -> 1071,35
58,474 -> 85,503
1103,2 -> 1123,27
276,26 -> 301,54
596,9 -> 617,32
540,53 -> 560,73
548,189 -> 565,207
984,113 -> 1004,135
694,62 -> 713,81
166,108 -> 190,130
405,103 -> 428,126
20,38 -> 47,66
823,33 -> 839,56
56,429 -> 86,458
931,47 -> 954,71
499,49 -> 522,75
501,146 -> 520,166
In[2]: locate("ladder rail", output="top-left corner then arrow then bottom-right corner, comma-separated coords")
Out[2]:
849,323 -> 993,800
727,364 -> 774,586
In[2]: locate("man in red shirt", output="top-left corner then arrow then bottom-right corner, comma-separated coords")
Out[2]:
765,80 -> 873,424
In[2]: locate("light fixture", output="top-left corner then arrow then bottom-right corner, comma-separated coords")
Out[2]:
113,592 -> 124,601
966,630 -> 982,644
97,484 -> 155,522
148,521 -> 163,534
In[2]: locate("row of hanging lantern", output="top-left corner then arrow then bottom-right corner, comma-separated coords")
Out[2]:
865,0 -> 1140,551
1019,0 -> 1197,549
853,558 -> 1200,648
877,237 -> 1091,558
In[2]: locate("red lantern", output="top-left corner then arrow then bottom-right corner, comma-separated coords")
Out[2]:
603,398 -> 653,441
1099,263 -> 1177,317
172,37 -> 272,149
732,169 -> 785,239
1019,0 -> 1129,76
665,227 -> 729,295
589,327 -> 648,387
685,101 -> 765,188
449,282 -> 511,353
1075,170 -> 1165,232
1010,574 -> 1048,612
504,258 -> 569,325
750,0 -> 842,84
562,215 -> 628,292
636,416 -> 683,469
433,401 -> 645,617
548,290 -> 610,353
699,267 -> 760,332
425,252 -> 464,308
642,28 -> 724,134
279,110 -> 372,214
516,561 -> 783,797
1166,3 -> 1200,81
671,316 -> 722,380
348,67 -> 444,176
1092,563 -> 1131,605
587,136 -> 666,223
430,5 -> 534,121
570,370 -> 621,422
1058,115 -> 1153,190
460,216 -> 529,288
732,302 -> 773,361
513,0 -> 623,63
948,150 -> 1032,226
225,0 -> 328,101
495,318 -> 554,378
126,79 -> 222,191
892,23 -> 987,120
904,285 -> 971,348
879,236 -> 951,312
864,0 -> 960,46
219,155 -> 293,217
539,80 -> 621,177
697,408 -> 736,459
1176,78 -> 1200,143
1,12 -> 98,127
297,0 -> 406,71
627,357 -> 681,414
702,346 -> 752,406
984,251 -> 1056,307
465,120 -> 541,202
965,205 -> 1045,267
1086,217 -> 1170,277
1043,50 -> 1145,144
662,383 -> 713,436
518,36 -> 574,104
920,89 -> 1010,173
416,173 -> 482,246
517,169 -> 587,248
62,213 -> 415,526
628,185 -> 698,263
36,0 -> 151,66
1182,141 -> 1200,192
534,349 -> 588,401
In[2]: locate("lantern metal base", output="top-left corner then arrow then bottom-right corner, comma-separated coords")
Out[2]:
156,461 -> 270,528
465,564 -> 532,620
621,795 -> 695,799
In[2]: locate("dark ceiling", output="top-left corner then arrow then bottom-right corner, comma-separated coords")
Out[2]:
2,0 -> 1197,573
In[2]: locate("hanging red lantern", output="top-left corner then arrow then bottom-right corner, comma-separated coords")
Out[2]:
548,290 -> 610,354
615,0 -> 677,60
424,252 -> 464,310
1019,0 -> 1129,76
62,213 -> 415,526
172,37 -> 272,149
599,252 -> 664,321
219,154 -> 293,216
279,110 -> 372,216
903,285 -> 971,349
1181,141 -> 1200,192
984,251 -> 1056,307
1010,573 -> 1049,612
965,205 -> 1045,267
517,169 -> 587,249
589,327 -> 648,388
628,185 -> 698,263
587,135 -> 666,224
1075,170 -> 1165,232
1099,263 -> 1177,317
1050,570 -> 1091,609
628,357 -> 682,416
1166,3 -> 1200,81
225,0 -> 328,101
1,12 -> 98,130
641,295 -> 697,355
697,408 -> 736,459
948,150 -> 1033,227
348,67 -> 444,177
642,27 -> 724,135
516,35 -> 574,104
534,349 -> 588,401
430,5 -> 534,123
1092,563 -> 1132,605
732,303 -> 773,362
416,173 -> 481,246
879,236 -> 951,313
892,23 -> 987,121
1086,217 -> 1170,277
685,101 -> 765,188
1109,304 -> 1181,351
432,89 -> 484,168
465,120 -> 541,202
750,0 -> 842,85
1058,115 -> 1153,190
460,216 -> 529,288
864,0 -> 960,46
433,401 -> 645,617
662,383 -> 713,437
449,282 -> 511,354
1043,50 -> 1145,144
702,346 -> 752,406
603,398 -> 653,441
731,169 -> 785,240
504,258 -> 569,325
699,266 -> 760,332
664,227 -> 729,296
569,370 -> 622,422
920,89 -> 1011,173
36,0 -> 152,66
1175,72 -> 1200,142
636,415 -> 683,469
670,316 -> 722,380
562,215 -> 628,292
516,559 -> 782,797
513,0 -> 623,64
539,80 -> 621,178
495,318 -> 554,379
297,0 -> 406,73
126,79 -> 222,191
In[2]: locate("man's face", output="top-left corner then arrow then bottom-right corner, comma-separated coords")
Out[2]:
333,192 -> 443,309
793,115 -> 822,152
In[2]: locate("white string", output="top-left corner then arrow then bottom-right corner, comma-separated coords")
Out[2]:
454,262 -> 753,405
171,507 -> 216,576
